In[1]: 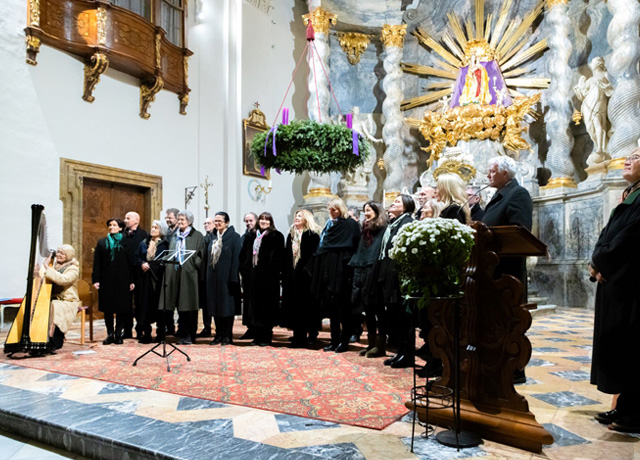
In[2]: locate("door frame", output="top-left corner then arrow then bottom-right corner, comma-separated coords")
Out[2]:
59,158 -> 163,279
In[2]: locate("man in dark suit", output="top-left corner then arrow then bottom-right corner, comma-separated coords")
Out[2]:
124,211 -> 149,339
482,156 -> 533,384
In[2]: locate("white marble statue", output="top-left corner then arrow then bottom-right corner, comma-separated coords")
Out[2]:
574,57 -> 614,165
343,107 -> 383,187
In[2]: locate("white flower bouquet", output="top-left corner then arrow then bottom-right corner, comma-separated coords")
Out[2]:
389,218 -> 476,308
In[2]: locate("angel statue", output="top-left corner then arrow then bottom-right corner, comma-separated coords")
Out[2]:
574,57 -> 614,166
342,106 -> 384,188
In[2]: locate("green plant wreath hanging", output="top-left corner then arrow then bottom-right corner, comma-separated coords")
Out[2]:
251,119 -> 371,175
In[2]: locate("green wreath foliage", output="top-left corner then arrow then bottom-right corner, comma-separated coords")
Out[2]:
251,119 -> 371,175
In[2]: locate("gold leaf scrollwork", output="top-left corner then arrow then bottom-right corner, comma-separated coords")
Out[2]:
179,93 -> 189,115
433,159 -> 478,183
96,6 -> 107,45
155,33 -> 162,70
29,0 -> 41,26
546,0 -> 570,9
25,35 -> 41,66
183,55 -> 189,86
83,52 -> 109,103
381,24 -> 407,49
338,32 -> 370,65
140,77 -> 164,119
406,93 -> 541,161
302,7 -> 337,35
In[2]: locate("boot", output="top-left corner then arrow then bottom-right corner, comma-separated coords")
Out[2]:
102,334 -> 115,345
359,333 -> 376,356
366,337 -> 387,358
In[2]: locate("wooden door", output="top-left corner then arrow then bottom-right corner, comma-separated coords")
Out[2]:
81,179 -> 149,287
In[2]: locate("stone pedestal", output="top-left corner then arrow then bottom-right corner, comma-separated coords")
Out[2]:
302,187 -> 336,225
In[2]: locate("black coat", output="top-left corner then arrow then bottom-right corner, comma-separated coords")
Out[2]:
482,179 -> 533,301
240,230 -> 285,328
366,213 -> 413,305
204,226 -> 241,318
440,203 -> 466,224
470,204 -> 485,221
281,230 -> 320,328
590,188 -> 640,394
92,236 -> 133,314
134,238 -> 169,324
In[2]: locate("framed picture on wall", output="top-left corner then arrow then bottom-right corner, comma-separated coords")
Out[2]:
243,107 -> 270,179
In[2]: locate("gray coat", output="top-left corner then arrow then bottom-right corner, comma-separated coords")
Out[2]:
159,227 -> 204,312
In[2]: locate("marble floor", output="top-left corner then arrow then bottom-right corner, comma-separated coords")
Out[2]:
0,308 -> 639,460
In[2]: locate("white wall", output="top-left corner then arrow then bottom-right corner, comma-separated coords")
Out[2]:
0,0 -> 306,297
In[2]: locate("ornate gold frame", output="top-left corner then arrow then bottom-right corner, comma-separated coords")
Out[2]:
243,108 -> 271,179
59,158 -> 163,278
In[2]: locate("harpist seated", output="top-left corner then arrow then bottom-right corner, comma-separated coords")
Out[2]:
41,245 -> 81,350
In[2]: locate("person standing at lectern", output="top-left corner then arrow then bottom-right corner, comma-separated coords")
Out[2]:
482,156 -> 533,384
589,150 -> 640,433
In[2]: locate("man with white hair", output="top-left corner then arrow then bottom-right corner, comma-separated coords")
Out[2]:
482,156 -> 533,384
124,211 -> 149,339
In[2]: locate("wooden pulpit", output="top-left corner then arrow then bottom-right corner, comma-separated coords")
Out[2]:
406,222 -> 554,452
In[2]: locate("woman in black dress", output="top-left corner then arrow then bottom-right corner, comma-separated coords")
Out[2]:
239,212 -> 284,346
435,173 -> 470,224
92,218 -> 135,345
134,220 -> 169,344
367,194 -> 414,367
311,198 -> 361,353
205,212 -> 241,346
349,201 -> 388,357
282,209 -> 321,348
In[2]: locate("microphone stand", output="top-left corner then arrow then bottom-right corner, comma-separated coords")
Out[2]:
133,251 -> 191,372
456,185 -> 490,222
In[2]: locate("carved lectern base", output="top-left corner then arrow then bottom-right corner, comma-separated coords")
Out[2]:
406,400 -> 553,453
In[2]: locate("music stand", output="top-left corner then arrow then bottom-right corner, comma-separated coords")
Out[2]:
132,249 -> 194,371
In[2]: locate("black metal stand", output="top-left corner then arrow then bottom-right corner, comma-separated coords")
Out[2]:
132,258 -> 190,371
435,296 -> 481,450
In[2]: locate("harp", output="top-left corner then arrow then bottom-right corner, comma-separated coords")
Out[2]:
4,204 -> 55,357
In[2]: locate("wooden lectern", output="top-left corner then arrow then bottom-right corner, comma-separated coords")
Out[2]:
407,222 -> 553,452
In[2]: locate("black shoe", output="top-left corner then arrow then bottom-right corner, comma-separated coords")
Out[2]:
323,344 -> 338,352
177,336 -> 193,345
610,416 -> 640,433
138,335 -> 152,344
122,331 -> 133,340
114,335 -> 124,345
258,341 -> 270,347
334,343 -> 350,353
221,337 -> 232,346
595,409 -> 624,425
308,331 -> 319,342
196,329 -> 212,338
349,334 -> 360,344
384,354 -> 401,366
289,339 -> 307,349
417,362 -> 443,378
102,334 -> 115,345
239,330 -> 255,340
211,336 -> 223,345
391,355 -> 414,368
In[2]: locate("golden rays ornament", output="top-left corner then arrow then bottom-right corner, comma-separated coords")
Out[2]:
403,0 -> 549,161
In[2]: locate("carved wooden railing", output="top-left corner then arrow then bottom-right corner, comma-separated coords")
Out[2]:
25,0 -> 192,119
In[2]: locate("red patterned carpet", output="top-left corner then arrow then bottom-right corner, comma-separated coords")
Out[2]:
2,328 -> 414,430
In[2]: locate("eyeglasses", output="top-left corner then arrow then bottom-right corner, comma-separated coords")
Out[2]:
627,154 -> 640,163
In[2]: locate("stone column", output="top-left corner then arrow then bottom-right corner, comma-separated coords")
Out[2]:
606,0 -> 640,173
302,5 -> 337,220
541,0 -> 576,194
381,24 -> 407,205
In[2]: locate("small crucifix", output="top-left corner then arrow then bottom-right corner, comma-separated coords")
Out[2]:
200,175 -> 213,217
254,101 -> 260,110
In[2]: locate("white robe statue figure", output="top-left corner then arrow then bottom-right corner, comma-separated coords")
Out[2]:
574,57 -> 614,166
340,107 -> 383,204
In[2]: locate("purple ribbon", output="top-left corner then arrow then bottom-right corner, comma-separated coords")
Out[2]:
352,130 -> 359,156
261,126 -> 279,177
282,108 -> 289,125
346,113 -> 353,129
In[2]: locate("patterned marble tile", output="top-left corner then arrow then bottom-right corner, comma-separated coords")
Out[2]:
401,435 -> 487,459
37,373 -> 79,381
544,338 -> 571,343
564,356 -> 592,364
528,359 -> 556,367
289,442 -> 365,460
275,414 -> 339,432
515,377 -> 540,386
531,391 -> 600,408
542,423 -> 589,448
97,383 -> 148,395
176,396 -> 228,411
178,419 -> 234,436
533,347 -> 562,353
551,371 -> 590,381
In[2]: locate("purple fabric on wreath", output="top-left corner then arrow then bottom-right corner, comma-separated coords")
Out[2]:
352,130 -> 359,156
449,60 -> 512,108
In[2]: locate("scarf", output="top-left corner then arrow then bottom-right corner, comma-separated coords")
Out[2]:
379,213 -> 409,260
621,180 -> 640,203
54,260 -> 75,273
291,228 -> 303,268
147,238 -> 161,262
176,226 -> 192,266
210,231 -> 224,267
106,232 -> 123,261
319,219 -> 335,249
252,230 -> 268,267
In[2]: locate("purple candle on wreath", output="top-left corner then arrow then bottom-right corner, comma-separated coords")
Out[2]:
346,113 -> 353,129
282,108 -> 289,125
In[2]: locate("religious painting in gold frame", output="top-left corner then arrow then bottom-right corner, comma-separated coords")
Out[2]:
243,107 -> 270,179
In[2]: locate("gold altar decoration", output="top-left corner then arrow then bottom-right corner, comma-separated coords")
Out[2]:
302,7 -> 337,35
541,177 -> 578,189
338,32 -> 370,65
402,0 -> 550,161
572,109 -> 582,125
546,0 -> 570,8
433,158 -> 478,183
381,24 -> 407,48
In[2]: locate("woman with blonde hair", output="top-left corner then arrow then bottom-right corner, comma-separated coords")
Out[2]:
311,198 -> 361,353
282,209 -> 321,347
436,173 -> 471,224
419,199 -> 445,220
